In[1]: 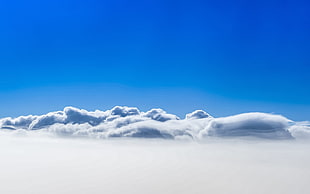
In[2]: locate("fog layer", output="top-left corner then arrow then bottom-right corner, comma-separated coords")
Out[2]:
0,136 -> 309,194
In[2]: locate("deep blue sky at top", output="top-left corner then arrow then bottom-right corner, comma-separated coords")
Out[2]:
0,0 -> 309,120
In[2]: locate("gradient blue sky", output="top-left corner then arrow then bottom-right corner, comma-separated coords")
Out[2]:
0,0 -> 309,120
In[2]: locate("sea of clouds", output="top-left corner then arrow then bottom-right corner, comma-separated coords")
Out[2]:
0,136 -> 310,194
1,106 -> 310,194
1,106 -> 309,140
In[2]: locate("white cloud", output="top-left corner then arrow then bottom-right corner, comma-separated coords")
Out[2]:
185,110 -> 212,120
288,121 -> 310,140
0,106 -> 308,140
0,115 -> 38,129
199,113 -> 293,139
142,108 -> 180,121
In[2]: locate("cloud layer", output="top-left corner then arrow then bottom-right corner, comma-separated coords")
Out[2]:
0,106 -> 308,140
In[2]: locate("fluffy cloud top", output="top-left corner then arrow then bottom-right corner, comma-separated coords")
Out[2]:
0,106 -> 308,140
288,121 -> 310,140
199,113 -> 292,139
186,110 -> 211,120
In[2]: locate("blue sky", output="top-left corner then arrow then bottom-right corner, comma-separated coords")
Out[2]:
0,0 -> 309,120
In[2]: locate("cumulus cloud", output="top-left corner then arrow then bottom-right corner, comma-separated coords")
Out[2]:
288,121 -> 310,140
142,108 -> 180,122
199,113 -> 293,139
0,106 -> 308,140
186,110 -> 211,120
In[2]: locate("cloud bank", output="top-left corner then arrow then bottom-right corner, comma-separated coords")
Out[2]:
0,106 -> 308,140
